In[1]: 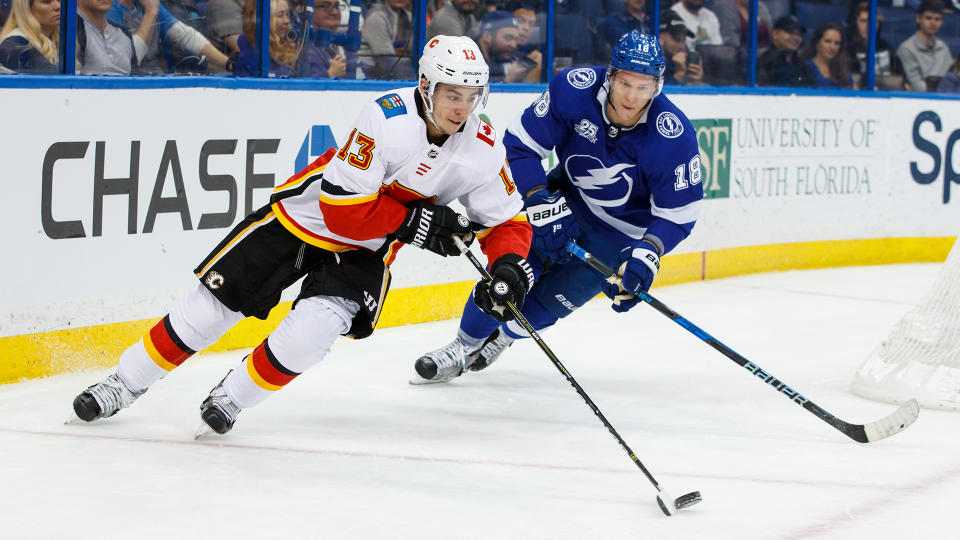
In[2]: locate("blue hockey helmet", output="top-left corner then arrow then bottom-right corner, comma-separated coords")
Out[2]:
608,30 -> 666,96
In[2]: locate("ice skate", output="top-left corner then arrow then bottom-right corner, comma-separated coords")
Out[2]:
196,375 -> 242,437
71,373 -> 146,422
410,339 -> 478,384
467,329 -> 514,372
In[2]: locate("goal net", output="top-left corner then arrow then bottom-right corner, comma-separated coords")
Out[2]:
851,238 -> 960,411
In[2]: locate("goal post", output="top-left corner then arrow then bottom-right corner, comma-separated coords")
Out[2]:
851,238 -> 960,411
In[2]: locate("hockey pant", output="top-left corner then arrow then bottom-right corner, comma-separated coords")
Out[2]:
116,204 -> 390,410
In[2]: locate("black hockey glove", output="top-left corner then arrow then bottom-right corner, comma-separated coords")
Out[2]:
474,254 -> 536,322
395,201 -> 474,257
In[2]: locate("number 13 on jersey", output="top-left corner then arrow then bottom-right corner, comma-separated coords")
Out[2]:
337,128 -> 376,170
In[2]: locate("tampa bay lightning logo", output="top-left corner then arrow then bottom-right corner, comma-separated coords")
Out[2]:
656,112 -> 684,138
566,68 -> 597,89
564,155 -> 634,208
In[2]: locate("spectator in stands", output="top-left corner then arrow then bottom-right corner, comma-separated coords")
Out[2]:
509,1 -> 537,52
359,0 -> 413,79
77,0 -> 141,74
757,14 -> 813,87
595,0 -> 649,62
476,9 -> 534,82
0,0 -> 59,72
670,0 -> 722,50
846,2 -> 902,86
506,0 -> 540,82
233,0 -> 298,76
936,53 -> 960,93
713,0 -> 771,51
204,0 -> 243,53
658,11 -> 703,85
299,0 -> 361,78
896,0 -> 952,91
108,0 -> 230,74
427,0 -> 478,40
800,22 -> 854,89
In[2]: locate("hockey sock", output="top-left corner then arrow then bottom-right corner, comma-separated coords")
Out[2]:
501,294 -> 557,340
458,288 -> 502,350
222,295 -> 357,409
117,286 -> 244,392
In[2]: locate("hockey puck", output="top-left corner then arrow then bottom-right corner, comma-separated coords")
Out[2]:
675,491 -> 702,510
656,490 -> 703,516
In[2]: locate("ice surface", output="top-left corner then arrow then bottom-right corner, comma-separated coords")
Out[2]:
2,263 -> 958,539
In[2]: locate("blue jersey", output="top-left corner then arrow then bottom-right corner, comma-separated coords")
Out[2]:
503,66 -> 702,254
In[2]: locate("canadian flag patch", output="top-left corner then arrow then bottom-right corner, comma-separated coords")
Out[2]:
476,119 -> 495,147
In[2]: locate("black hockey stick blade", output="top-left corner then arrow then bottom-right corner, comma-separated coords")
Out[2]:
565,241 -> 921,444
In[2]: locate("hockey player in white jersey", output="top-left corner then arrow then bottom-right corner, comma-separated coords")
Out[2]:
413,31 -> 703,383
70,35 -> 533,435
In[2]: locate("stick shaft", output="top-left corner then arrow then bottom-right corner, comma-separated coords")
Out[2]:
566,241 -> 912,444
455,237 -> 664,490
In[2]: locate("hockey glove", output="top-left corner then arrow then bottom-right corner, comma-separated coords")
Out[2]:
524,189 -> 580,263
395,201 -> 474,257
601,241 -> 660,313
474,254 -> 536,322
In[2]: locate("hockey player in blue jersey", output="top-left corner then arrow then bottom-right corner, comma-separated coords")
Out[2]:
411,30 -> 704,384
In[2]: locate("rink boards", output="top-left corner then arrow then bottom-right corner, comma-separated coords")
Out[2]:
1,86 -> 957,383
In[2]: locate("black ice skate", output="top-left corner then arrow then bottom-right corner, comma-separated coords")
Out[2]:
467,329 -> 514,373
410,339 -> 479,384
72,373 -> 146,422
197,377 -> 242,437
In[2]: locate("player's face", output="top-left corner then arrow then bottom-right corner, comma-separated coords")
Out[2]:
429,83 -> 484,136
607,70 -> 657,126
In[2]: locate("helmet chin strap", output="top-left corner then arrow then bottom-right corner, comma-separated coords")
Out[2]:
418,84 -> 443,132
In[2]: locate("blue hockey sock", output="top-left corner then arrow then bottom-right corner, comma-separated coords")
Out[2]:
458,290 -> 501,350
501,295 -> 558,339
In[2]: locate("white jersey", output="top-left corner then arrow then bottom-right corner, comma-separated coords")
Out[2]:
271,86 -> 525,265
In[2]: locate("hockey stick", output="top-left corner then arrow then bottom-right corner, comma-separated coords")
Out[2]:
566,241 -> 920,444
453,237 -> 700,516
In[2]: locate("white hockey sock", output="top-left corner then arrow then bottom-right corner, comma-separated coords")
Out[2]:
222,296 -> 358,409
118,286 -> 243,392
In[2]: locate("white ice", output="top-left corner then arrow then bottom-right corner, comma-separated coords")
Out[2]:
2,263 -> 959,540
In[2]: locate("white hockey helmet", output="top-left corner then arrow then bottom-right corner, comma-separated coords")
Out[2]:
418,35 -> 490,126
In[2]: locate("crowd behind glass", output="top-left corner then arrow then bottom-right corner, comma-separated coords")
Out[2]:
1,0 -> 959,93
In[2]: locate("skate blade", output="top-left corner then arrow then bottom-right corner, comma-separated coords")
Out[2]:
64,414 -> 85,425
408,374 -> 454,385
194,422 -> 215,440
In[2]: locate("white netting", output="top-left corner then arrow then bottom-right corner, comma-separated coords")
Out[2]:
851,238 -> 960,411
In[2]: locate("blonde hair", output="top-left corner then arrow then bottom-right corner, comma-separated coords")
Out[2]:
0,0 -> 60,65
241,0 -> 299,69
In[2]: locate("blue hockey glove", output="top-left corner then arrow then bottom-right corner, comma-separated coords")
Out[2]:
601,241 -> 660,313
524,189 -> 580,263
474,254 -> 536,322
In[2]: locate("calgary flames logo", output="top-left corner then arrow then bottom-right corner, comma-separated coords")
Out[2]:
205,271 -> 224,290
